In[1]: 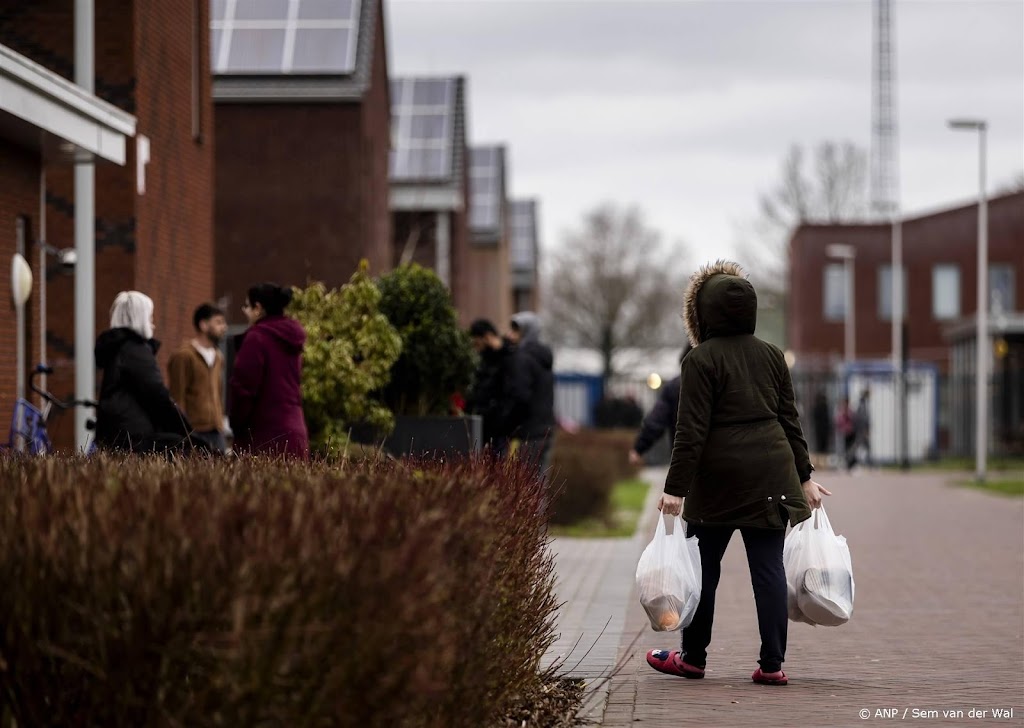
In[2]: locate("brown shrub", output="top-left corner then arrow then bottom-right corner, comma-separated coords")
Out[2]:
548,428 -> 640,525
0,455 -> 557,727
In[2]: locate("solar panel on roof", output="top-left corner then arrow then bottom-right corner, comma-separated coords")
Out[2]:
299,0 -> 354,20
469,147 -> 503,233
390,78 -> 457,182
211,0 -> 361,75
509,201 -> 537,269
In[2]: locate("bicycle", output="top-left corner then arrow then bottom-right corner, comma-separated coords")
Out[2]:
5,365 -> 97,455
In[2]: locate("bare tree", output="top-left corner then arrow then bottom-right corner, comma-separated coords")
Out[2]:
741,140 -> 868,296
544,204 -> 687,387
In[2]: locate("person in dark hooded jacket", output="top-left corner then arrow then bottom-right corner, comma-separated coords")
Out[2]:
95,291 -> 194,453
229,283 -> 309,459
467,319 -> 517,453
629,345 -> 691,465
507,312 -> 556,473
646,261 -> 831,687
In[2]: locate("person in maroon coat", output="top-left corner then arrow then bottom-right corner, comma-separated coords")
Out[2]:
229,283 -> 310,459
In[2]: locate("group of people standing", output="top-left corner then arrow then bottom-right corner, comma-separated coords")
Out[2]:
93,287 -> 556,465
93,283 -> 309,459
465,312 -> 556,471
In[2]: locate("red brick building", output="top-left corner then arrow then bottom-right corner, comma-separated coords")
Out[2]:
464,145 -> 512,328
389,76 -> 472,320
0,0 -> 215,449
788,191 -> 1024,372
508,199 -> 541,315
213,0 -> 392,323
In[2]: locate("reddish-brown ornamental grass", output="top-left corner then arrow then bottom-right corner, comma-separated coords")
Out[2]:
0,454 -> 559,727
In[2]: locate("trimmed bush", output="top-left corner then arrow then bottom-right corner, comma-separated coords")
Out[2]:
0,455 -> 557,727
288,264 -> 403,452
548,428 -> 641,525
376,264 -> 475,416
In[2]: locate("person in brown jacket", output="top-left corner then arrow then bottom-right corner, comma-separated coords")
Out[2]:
168,304 -> 228,453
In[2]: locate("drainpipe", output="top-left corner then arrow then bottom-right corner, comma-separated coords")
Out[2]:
39,168 -> 47,405
436,211 -> 451,288
74,0 -> 95,451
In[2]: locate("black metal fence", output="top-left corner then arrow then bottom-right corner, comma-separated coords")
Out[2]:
792,368 -> 1024,463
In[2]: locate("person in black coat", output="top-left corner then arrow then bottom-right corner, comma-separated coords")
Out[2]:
94,291 -> 193,453
629,346 -> 690,465
811,391 -> 832,464
466,319 -> 517,453
507,312 -> 556,474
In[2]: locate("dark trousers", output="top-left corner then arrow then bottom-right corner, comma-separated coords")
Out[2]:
518,437 -> 553,517
681,524 -> 788,674
518,437 -> 552,480
844,433 -> 858,470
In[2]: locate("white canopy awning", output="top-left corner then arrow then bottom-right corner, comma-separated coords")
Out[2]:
0,43 -> 136,165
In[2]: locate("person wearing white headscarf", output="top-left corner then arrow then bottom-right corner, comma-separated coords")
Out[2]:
94,291 -> 193,453
109,290 -> 155,340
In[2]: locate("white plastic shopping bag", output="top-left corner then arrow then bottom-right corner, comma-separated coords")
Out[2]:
783,505 -> 854,627
636,514 -> 702,632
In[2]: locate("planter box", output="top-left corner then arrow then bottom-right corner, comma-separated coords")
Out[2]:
385,415 -> 482,458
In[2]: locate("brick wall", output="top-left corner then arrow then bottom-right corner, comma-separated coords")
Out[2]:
0,0 -> 215,448
215,103 -> 370,322
134,0 -> 215,356
0,141 -> 41,421
789,192 -> 1024,371
463,243 -> 511,328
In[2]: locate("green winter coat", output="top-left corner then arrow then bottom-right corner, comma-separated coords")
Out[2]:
664,261 -> 813,530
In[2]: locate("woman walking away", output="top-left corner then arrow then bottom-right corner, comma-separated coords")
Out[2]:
230,283 -> 309,459
95,291 -> 194,453
646,261 -> 830,686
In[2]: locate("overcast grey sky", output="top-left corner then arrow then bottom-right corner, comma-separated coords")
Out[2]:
386,0 -> 1024,266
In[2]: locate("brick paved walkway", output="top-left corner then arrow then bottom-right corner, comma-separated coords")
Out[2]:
543,473 -> 662,722
596,471 -> 1024,727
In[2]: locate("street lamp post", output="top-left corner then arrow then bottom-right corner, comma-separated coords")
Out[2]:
826,244 -> 857,364
948,118 -> 988,483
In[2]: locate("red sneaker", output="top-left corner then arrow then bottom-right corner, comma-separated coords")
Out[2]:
751,668 -> 788,686
645,650 -> 705,679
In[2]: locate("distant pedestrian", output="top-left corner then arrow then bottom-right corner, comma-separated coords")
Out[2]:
811,391 -> 832,467
628,346 -> 690,466
835,397 -> 857,471
168,304 -> 229,453
647,261 -> 830,687
466,318 -> 517,454
855,389 -> 872,467
94,291 -> 194,454
229,283 -> 309,459
506,312 -> 556,480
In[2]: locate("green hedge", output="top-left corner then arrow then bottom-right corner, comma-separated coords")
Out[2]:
0,455 -> 557,727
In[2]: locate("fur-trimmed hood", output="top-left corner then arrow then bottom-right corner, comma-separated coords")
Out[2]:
683,260 -> 757,347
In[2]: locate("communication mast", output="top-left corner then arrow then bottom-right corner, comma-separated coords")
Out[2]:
871,0 -> 899,217
872,0 -> 908,467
